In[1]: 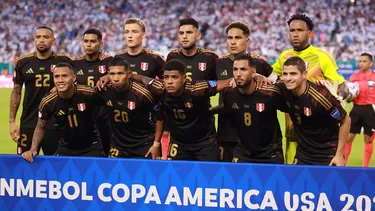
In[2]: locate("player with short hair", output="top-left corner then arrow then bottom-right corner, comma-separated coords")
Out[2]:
115,18 -> 165,78
100,56 -> 164,159
22,62 -> 104,162
279,57 -> 350,166
272,14 -> 348,164
72,28 -> 113,155
345,53 -> 375,167
215,21 -> 274,161
223,54 -> 285,163
132,59 -> 232,161
10,26 -> 72,155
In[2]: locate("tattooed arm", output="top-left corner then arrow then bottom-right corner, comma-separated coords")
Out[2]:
22,119 -> 47,163
9,84 -> 22,142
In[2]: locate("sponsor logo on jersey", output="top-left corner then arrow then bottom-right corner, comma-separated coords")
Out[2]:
128,101 -> 136,110
221,70 -> 228,76
198,63 -> 206,71
232,103 -> 239,109
98,65 -> 106,74
26,68 -> 34,74
77,103 -> 86,111
256,103 -> 265,112
57,110 -> 66,116
141,62 -> 148,71
304,107 -> 312,116
77,69 -> 84,75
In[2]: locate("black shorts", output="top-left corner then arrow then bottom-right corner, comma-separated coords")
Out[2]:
95,106 -> 112,155
17,126 -> 59,155
54,143 -> 104,157
167,139 -> 220,161
293,157 -> 332,166
232,143 -> 284,164
350,104 -> 375,136
109,142 -> 154,159
218,142 -> 237,162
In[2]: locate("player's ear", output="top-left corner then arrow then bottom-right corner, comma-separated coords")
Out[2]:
246,37 -> 250,46
302,70 -> 307,79
308,30 -> 312,39
99,41 -> 104,49
196,31 -> 201,41
182,73 -> 187,82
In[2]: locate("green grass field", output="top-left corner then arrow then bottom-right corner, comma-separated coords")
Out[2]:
0,88 -> 373,167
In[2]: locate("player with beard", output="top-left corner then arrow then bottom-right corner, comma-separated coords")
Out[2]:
10,26 -> 72,155
214,21 -> 274,161
223,54 -> 286,163
272,14 -> 348,164
22,62 -> 104,162
72,28 -> 113,155
115,18 -> 165,78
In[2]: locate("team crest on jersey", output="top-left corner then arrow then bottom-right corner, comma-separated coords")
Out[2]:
304,107 -> 312,116
98,65 -> 106,74
141,62 -> 148,71
185,102 -> 193,108
305,62 -> 310,69
50,65 -> 56,72
128,101 -> 136,110
256,103 -> 265,112
198,63 -> 206,71
77,103 -> 86,111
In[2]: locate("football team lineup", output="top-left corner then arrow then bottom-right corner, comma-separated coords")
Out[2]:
3,14 -> 374,168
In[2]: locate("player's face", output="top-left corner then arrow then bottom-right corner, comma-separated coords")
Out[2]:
34,28 -> 55,53
178,25 -> 201,50
163,70 -> 186,94
281,65 -> 307,90
124,23 -> 145,48
54,67 -> 76,92
83,34 -> 103,56
288,20 -> 311,50
108,66 -> 131,90
358,56 -> 373,70
233,60 -> 255,88
227,28 -> 249,55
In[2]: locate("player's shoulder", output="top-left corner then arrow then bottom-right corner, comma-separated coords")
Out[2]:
306,82 -> 334,110
115,49 -> 127,56
72,55 -> 85,61
216,54 -> 232,63
15,52 -> 36,66
258,83 -> 282,96
53,52 -> 72,61
76,84 -> 97,94
310,45 -> 335,60
39,92 -> 59,109
143,48 -> 164,59
131,81 -> 154,103
197,48 -> 218,57
185,80 -> 210,90
223,87 -> 237,94
168,48 -> 182,56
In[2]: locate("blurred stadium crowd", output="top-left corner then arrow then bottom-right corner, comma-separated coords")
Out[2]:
0,0 -> 374,63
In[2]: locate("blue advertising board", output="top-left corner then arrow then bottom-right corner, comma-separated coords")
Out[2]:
0,155 -> 374,210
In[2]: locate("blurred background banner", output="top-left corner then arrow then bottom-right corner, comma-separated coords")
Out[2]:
0,155 -> 374,210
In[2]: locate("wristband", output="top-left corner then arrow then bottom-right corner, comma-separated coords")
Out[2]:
153,142 -> 161,147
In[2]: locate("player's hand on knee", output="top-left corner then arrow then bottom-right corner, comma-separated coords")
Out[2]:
9,122 -> 20,143
329,155 -> 345,166
22,150 -> 38,163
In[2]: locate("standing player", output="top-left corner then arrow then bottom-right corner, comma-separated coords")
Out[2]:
10,26 -> 72,155
165,17 -> 219,159
72,28 -> 113,155
280,57 -> 350,166
344,53 -> 375,167
167,18 -> 218,81
272,14 -> 348,164
132,59 -> 232,161
116,18 -> 165,78
215,21 -> 274,161
223,54 -> 285,163
22,62 -> 104,162
99,57 -> 164,159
